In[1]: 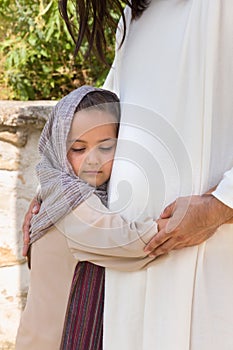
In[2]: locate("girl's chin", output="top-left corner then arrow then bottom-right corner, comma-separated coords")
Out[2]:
79,175 -> 105,187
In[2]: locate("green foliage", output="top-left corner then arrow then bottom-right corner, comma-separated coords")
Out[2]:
0,0 -> 115,100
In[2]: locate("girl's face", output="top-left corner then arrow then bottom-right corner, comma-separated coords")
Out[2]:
67,108 -> 118,187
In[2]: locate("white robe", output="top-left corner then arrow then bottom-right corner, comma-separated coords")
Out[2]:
103,1 -> 233,349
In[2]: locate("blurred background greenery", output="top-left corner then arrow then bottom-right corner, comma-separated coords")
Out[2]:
0,0 -> 117,100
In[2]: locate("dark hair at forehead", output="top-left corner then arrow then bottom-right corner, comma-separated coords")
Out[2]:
75,89 -> 121,125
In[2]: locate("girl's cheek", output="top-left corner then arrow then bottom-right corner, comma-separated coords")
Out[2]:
80,154 -> 90,168
102,156 -> 113,166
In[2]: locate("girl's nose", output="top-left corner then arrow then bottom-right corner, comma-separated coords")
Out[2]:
85,149 -> 99,165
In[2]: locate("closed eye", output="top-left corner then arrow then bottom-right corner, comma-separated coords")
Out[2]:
99,146 -> 115,152
70,147 -> 86,153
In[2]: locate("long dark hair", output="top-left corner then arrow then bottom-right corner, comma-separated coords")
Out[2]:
59,0 -> 150,63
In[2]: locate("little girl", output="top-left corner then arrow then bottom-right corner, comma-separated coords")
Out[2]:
15,86 -> 157,350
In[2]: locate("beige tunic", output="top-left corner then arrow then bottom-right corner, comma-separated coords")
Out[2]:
15,194 -> 157,349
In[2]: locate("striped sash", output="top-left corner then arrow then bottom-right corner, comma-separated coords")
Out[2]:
60,262 -> 105,350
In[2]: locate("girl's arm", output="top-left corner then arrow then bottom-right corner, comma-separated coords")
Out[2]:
58,193 -> 158,271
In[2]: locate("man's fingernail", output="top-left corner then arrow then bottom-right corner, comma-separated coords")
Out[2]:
32,205 -> 38,213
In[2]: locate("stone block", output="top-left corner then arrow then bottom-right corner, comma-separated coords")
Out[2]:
0,101 -> 56,348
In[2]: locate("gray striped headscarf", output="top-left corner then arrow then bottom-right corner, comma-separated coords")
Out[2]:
30,85 -> 109,244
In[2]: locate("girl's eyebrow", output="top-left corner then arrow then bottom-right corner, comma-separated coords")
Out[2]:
69,137 -> 116,143
71,139 -> 87,143
98,138 -> 117,143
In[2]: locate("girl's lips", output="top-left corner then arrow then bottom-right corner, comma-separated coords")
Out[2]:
83,171 -> 102,174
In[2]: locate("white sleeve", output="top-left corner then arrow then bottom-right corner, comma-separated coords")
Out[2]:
103,6 -> 132,94
212,167 -> 233,208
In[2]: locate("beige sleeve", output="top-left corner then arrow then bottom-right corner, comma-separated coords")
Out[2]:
58,194 -> 157,271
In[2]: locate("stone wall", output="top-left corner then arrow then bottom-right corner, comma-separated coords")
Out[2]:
0,101 -> 56,349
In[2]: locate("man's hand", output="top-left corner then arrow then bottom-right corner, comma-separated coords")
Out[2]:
144,194 -> 233,258
22,198 -> 41,256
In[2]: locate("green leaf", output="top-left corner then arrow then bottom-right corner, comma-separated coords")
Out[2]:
0,0 -> 115,100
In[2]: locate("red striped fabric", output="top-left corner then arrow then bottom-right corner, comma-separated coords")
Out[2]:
60,262 -> 105,350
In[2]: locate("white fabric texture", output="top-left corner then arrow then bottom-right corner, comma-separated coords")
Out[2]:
103,1 -> 233,349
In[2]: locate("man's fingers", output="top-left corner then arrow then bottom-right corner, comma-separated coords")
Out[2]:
32,202 -> 40,214
21,197 -> 41,257
22,243 -> 29,257
144,229 -> 170,253
22,198 -> 40,234
22,212 -> 31,231
22,218 -> 30,257
160,201 -> 176,219
148,238 -> 177,258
